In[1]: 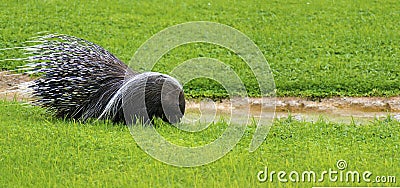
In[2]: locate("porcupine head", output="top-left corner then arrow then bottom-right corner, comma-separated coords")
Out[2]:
120,72 -> 186,125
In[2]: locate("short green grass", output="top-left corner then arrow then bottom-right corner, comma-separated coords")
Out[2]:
1,101 -> 399,187
1,1 -> 400,187
1,0 -> 400,98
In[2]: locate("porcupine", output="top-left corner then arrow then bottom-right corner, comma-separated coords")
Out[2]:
16,34 -> 185,124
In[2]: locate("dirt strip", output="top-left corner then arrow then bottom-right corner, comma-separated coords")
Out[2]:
1,71 -> 399,113
0,71 -> 31,90
273,97 -> 399,112
0,71 -> 33,101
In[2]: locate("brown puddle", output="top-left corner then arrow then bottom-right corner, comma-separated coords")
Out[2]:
184,97 -> 400,125
1,71 -> 399,124
0,71 -> 33,101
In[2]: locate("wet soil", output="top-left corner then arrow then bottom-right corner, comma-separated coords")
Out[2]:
0,71 -> 33,101
1,71 -> 399,123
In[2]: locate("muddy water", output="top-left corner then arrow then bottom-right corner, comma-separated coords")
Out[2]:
184,98 -> 400,125
273,97 -> 400,124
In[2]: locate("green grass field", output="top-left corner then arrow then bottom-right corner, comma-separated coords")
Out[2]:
1,0 -> 400,187
0,100 -> 399,187
1,0 -> 400,98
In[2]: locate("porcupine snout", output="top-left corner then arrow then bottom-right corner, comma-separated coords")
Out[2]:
120,72 -> 185,125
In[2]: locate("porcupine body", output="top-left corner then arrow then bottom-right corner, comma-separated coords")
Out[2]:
20,34 -> 185,124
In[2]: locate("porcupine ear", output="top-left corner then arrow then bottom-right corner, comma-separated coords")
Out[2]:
14,33 -> 137,122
